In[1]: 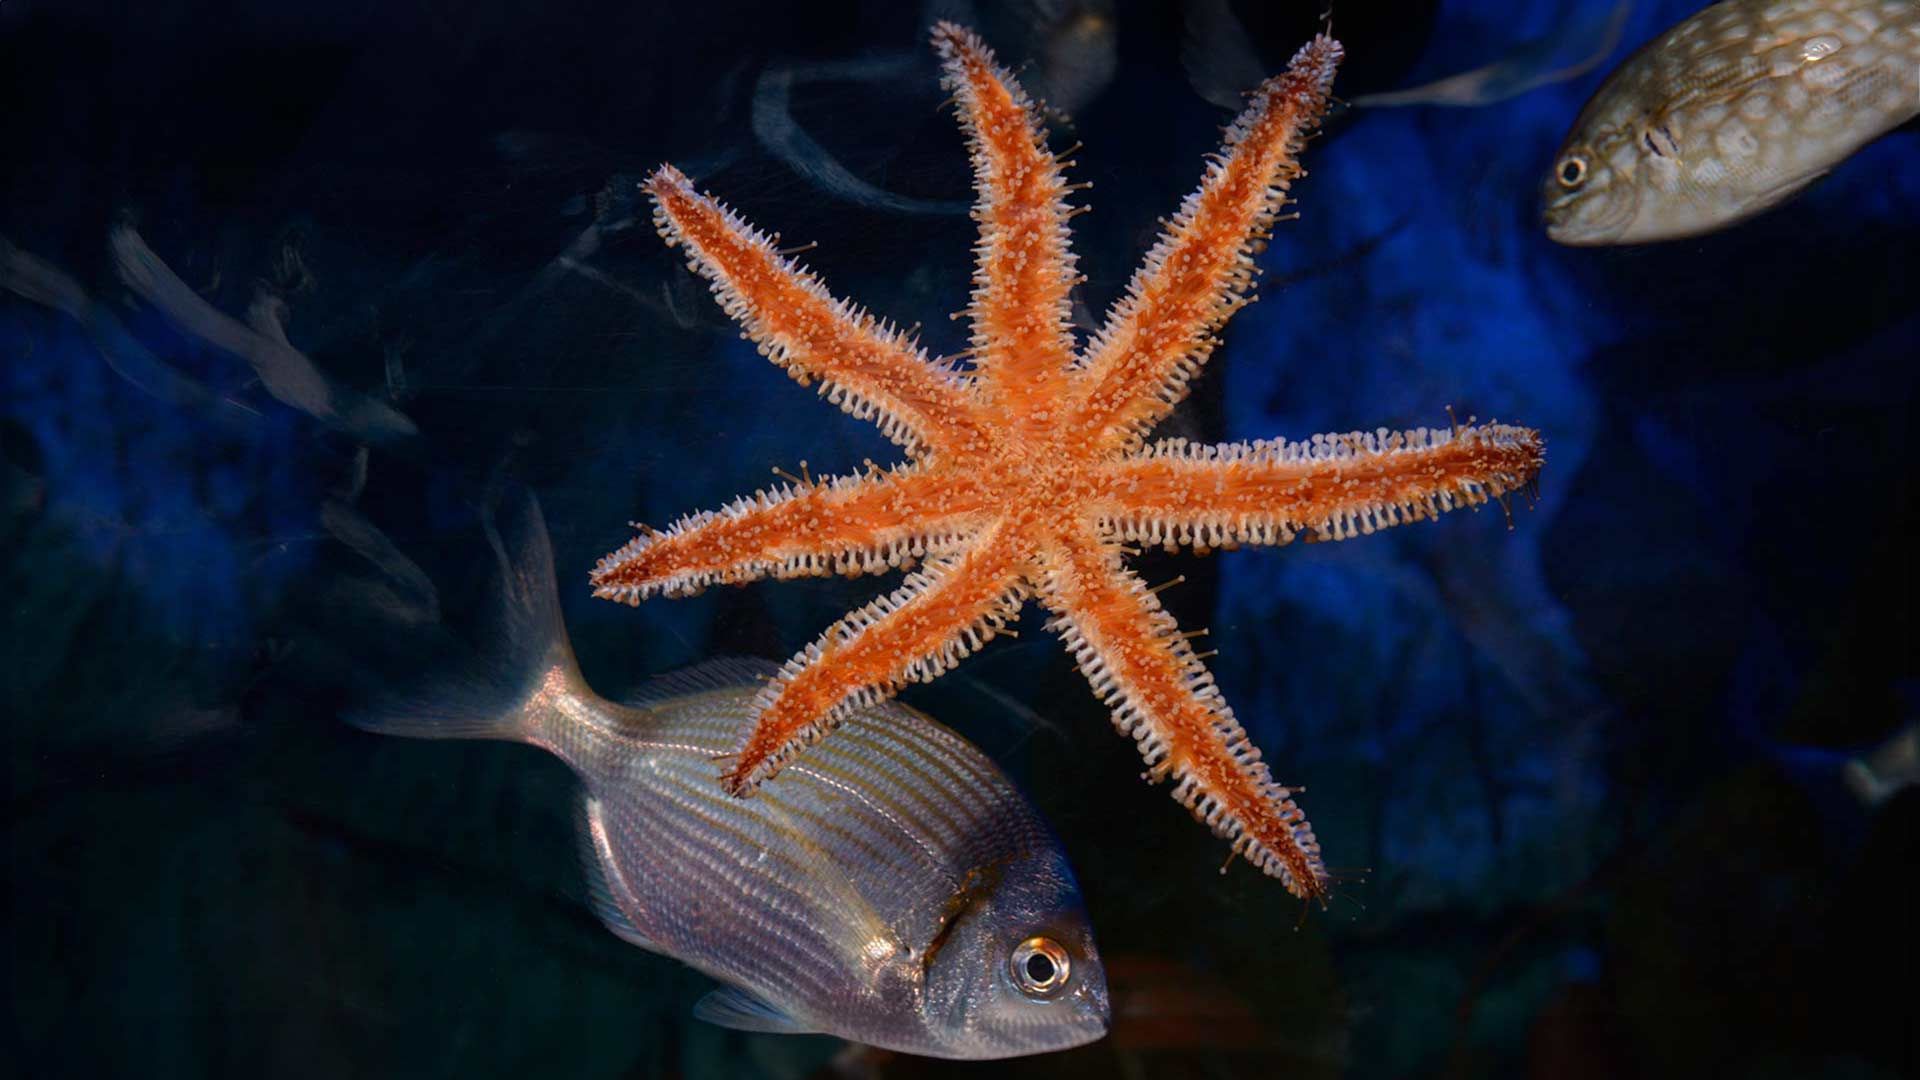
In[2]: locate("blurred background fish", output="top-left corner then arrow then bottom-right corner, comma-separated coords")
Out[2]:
946,0 -> 1119,118
1544,0 -> 1920,244
751,52 -> 973,217
340,493 -> 1109,1060
746,0 -> 1116,217
1181,0 -> 1630,112
1844,720 -> 1920,807
2,227 -> 417,443
1350,0 -> 1632,108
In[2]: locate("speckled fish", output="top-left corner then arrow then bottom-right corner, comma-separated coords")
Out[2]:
1544,0 -> 1920,244
348,496 -> 1108,1059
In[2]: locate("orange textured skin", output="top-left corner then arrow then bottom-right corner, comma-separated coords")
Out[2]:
591,25 -> 1545,901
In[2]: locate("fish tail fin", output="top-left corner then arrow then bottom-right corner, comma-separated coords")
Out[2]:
342,490 -> 587,746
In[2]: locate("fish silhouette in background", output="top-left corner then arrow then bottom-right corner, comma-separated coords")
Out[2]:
1,226 -> 416,443
749,0 -> 1117,216
343,493 -> 1109,1059
0,237 -> 259,433
1544,0 -> 1920,244
1348,1 -> 1633,109
1843,720 -> 1920,808
943,0 -> 1119,119
751,52 -> 974,217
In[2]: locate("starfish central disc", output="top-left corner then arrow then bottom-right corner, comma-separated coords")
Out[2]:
591,24 -> 1545,902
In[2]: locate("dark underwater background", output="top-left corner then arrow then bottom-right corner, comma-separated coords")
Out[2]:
3,0 -> 1914,1076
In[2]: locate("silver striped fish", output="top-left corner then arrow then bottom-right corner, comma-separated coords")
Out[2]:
347,496 -> 1107,1060
1544,0 -> 1920,244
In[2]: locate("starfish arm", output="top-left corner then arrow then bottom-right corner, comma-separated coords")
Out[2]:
645,165 -> 987,458
590,466 -> 993,602
931,23 -> 1079,420
723,530 -> 1028,794
1069,36 -> 1342,452
1037,525 -> 1329,900
1094,423 -> 1546,550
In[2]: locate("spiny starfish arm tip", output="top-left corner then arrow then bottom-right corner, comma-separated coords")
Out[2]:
1095,422 -> 1545,550
927,19 -> 977,55
1279,34 -> 1344,97
642,163 -> 985,458
931,20 -> 1080,411
1039,535 -> 1330,900
1071,32 -> 1345,453
641,161 -> 687,196
720,543 -> 1031,794
588,467 -> 997,601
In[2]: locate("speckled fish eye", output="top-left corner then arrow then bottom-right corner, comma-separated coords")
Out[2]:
1556,154 -> 1589,189
1009,937 -> 1072,997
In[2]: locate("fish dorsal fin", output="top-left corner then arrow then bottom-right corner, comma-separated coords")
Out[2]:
576,795 -> 655,950
623,657 -> 784,707
692,985 -> 813,1034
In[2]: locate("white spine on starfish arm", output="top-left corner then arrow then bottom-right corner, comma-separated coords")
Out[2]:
932,22 -> 1081,376
730,552 -> 1031,793
589,471 -> 984,603
1100,423 -> 1544,550
1040,558 -> 1329,898
646,166 -> 971,457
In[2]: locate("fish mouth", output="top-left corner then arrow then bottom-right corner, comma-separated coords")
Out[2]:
1540,147 -> 1639,246
1077,991 -> 1113,1043
972,973 -> 1111,1058
1009,994 -> 1110,1057
1542,187 -> 1631,247
1544,213 -> 1612,246
1051,969 -> 1112,1049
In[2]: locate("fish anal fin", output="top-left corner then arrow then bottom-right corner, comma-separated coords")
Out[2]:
577,795 -> 656,950
692,985 -> 813,1034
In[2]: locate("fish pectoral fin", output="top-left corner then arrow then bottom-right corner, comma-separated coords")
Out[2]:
577,795 -> 656,950
692,986 -> 814,1035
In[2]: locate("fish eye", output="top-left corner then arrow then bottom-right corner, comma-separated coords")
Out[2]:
1009,936 -> 1071,998
1556,155 -> 1589,190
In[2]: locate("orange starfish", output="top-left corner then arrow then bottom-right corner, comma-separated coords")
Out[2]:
593,24 -> 1544,901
